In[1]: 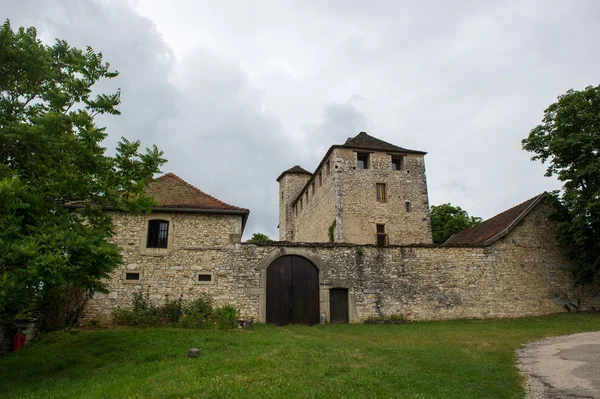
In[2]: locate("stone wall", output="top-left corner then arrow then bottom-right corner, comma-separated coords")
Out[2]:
334,148 -> 432,245
278,173 -> 311,241
83,207 -> 598,324
293,156 -> 337,243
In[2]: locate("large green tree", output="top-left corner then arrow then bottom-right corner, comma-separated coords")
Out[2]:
0,21 -> 166,328
430,204 -> 482,244
522,85 -> 600,284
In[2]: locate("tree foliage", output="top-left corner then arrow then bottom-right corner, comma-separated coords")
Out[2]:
522,85 -> 600,284
246,233 -> 271,243
0,21 -> 166,328
430,204 -> 482,244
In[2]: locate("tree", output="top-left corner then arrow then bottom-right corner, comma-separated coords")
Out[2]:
246,233 -> 271,244
0,21 -> 166,329
522,85 -> 600,284
430,204 -> 482,244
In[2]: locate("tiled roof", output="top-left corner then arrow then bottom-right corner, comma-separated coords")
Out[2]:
147,173 -> 248,212
276,165 -> 312,182
343,132 -> 426,154
445,193 -> 547,246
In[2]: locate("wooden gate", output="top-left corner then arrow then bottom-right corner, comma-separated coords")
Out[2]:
266,255 -> 319,326
329,288 -> 349,324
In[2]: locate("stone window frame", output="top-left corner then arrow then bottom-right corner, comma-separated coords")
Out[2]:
123,270 -> 144,284
376,183 -> 387,203
356,152 -> 370,169
405,200 -> 411,213
391,155 -> 405,171
194,271 -> 216,285
140,213 -> 174,256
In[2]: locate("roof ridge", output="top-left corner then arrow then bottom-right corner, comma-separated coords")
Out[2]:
155,173 -> 248,211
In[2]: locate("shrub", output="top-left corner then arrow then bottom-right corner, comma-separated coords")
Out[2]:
364,314 -> 410,325
213,305 -> 238,330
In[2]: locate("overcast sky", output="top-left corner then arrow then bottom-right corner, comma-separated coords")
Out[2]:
4,0 -> 600,239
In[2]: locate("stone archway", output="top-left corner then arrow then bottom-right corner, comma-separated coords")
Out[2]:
266,255 -> 319,326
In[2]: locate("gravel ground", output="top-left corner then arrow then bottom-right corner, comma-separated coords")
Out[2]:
517,331 -> 600,399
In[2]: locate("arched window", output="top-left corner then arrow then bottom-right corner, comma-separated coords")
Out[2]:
147,220 -> 169,248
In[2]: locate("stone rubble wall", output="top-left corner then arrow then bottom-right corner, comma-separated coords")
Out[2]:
334,148 -> 432,245
82,206 -> 599,324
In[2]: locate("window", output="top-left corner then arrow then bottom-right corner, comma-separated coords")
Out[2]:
125,272 -> 140,281
147,220 -> 169,248
319,172 -> 322,186
392,155 -> 404,171
376,183 -> 387,202
312,182 -> 315,194
326,160 -> 331,174
300,198 -> 303,210
405,201 -> 411,213
357,152 -> 369,169
376,224 -> 387,246
305,191 -> 309,204
195,272 -> 215,285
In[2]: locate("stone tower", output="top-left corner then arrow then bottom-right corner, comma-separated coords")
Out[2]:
277,166 -> 312,241
277,132 -> 432,245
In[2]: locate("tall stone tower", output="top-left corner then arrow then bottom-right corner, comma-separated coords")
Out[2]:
277,166 -> 312,241
276,132 -> 433,245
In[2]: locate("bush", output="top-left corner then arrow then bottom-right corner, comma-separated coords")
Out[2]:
213,305 -> 238,330
364,314 -> 410,325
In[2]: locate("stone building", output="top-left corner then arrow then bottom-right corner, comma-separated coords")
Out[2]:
277,132 -> 432,245
81,133 -> 599,326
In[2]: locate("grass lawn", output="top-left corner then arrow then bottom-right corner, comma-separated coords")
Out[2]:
1,314 -> 599,398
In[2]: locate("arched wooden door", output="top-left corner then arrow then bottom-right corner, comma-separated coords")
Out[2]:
266,255 -> 319,326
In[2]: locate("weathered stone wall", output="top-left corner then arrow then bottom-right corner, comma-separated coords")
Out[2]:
278,173 -> 311,241
83,208 -> 598,324
293,156 -> 337,243
334,148 -> 432,245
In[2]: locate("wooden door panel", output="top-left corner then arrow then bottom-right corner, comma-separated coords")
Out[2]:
330,288 -> 349,324
291,256 -> 320,326
266,256 -> 292,326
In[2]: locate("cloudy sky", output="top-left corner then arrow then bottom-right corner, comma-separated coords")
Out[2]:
5,0 -> 600,239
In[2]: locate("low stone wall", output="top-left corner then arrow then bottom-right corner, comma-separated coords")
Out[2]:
82,240 -> 598,325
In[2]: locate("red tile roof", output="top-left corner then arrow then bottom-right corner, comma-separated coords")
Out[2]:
445,193 -> 547,246
147,173 -> 248,212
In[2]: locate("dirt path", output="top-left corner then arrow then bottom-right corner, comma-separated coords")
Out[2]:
517,331 -> 600,399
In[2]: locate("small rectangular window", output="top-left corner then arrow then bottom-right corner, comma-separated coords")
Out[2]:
357,152 -> 369,169
405,201 -> 411,213
376,224 -> 387,246
197,274 -> 212,282
319,172 -> 322,186
147,220 -> 169,248
326,160 -> 331,174
305,191 -> 309,204
376,183 -> 387,202
312,182 -> 315,194
392,156 -> 404,171
125,272 -> 140,281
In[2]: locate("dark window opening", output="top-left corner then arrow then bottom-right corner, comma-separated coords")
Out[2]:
126,272 -> 140,281
392,156 -> 404,171
405,201 -> 411,213
376,183 -> 387,202
312,182 -> 315,194
357,152 -> 369,169
376,224 -> 387,246
326,160 -> 331,174
197,274 -> 212,282
319,172 -> 322,186
147,220 -> 169,248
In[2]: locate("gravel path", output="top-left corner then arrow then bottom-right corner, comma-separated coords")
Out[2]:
517,331 -> 600,399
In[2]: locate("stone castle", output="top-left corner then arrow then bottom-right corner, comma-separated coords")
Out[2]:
83,132 -> 599,325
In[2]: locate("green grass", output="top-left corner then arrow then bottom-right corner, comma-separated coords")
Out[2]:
1,313 -> 599,398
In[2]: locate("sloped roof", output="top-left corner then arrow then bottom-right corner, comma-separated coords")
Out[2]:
276,165 -> 312,182
147,173 -> 248,212
343,132 -> 426,154
445,193 -> 548,246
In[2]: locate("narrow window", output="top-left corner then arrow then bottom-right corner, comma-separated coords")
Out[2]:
376,224 -> 387,246
357,152 -> 369,169
319,172 -> 322,186
125,272 -> 140,281
147,220 -> 169,248
300,198 -> 302,211
326,160 -> 331,174
405,201 -> 411,213
281,190 -> 284,200
376,183 -> 387,202
392,155 -> 404,171
197,274 -> 212,282
305,191 -> 309,204
312,181 -> 315,194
